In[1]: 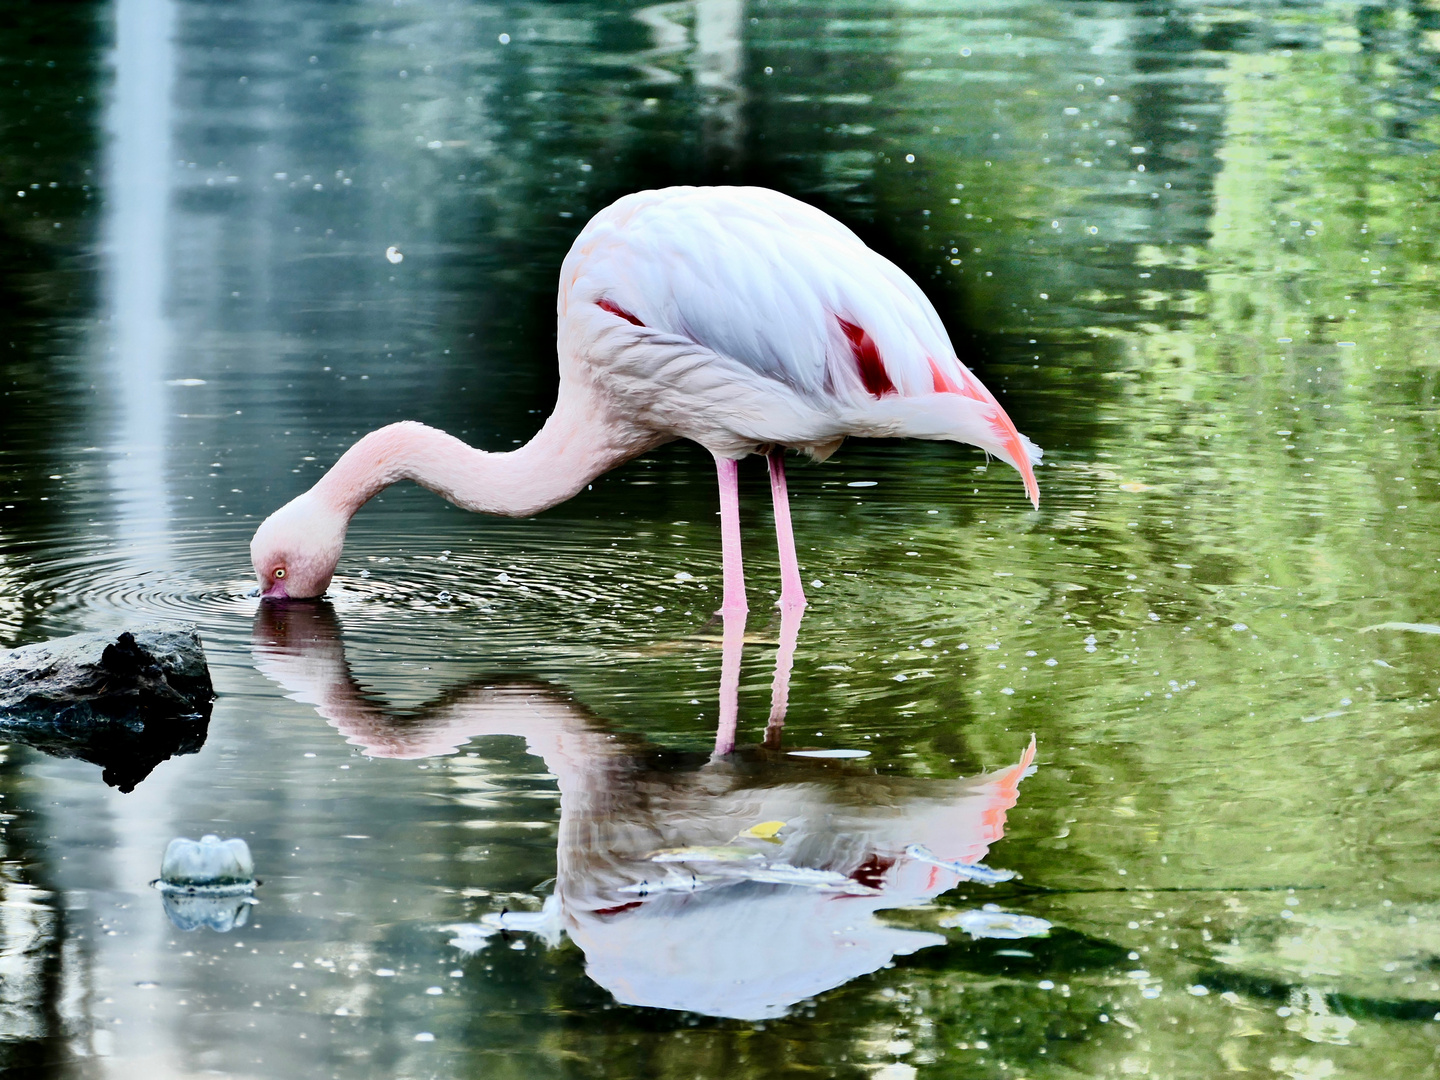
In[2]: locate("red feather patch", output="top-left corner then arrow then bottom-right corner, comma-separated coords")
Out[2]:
929,357 -> 989,402
838,317 -> 895,397
597,298 -> 645,326
929,358 -> 962,394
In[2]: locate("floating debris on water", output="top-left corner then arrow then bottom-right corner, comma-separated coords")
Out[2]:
1361,622 -> 1440,635
940,906 -> 1053,940
787,748 -> 871,759
739,862 -> 879,894
650,844 -> 764,863
153,834 -> 258,932
906,843 -> 1016,884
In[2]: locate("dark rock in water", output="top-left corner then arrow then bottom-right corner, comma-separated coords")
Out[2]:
0,624 -> 215,792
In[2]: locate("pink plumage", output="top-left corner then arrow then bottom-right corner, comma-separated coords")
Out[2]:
251,186 -> 1041,604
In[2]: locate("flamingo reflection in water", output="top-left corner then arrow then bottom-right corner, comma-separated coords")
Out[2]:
252,602 -> 1038,1021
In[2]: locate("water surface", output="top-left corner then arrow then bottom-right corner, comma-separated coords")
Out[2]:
1,0 -> 1439,1075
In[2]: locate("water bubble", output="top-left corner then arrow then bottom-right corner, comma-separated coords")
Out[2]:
385,246 -> 404,264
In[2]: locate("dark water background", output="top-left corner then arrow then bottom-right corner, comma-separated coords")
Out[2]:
2,0 -> 1440,1075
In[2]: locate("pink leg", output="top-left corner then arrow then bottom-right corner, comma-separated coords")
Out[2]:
767,450 -> 807,612
714,455 -> 748,616
712,454 -> 750,755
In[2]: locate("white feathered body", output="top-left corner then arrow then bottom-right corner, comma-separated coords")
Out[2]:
557,186 -> 1040,502
249,185 -> 1042,599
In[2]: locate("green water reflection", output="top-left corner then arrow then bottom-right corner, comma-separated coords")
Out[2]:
1,0 -> 1439,1076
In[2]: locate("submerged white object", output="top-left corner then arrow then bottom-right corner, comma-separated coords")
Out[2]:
442,895 -> 566,954
480,894 -> 564,942
160,834 -> 255,886
1360,621 -> 1440,635
940,908 -> 1053,940
441,923 -> 499,957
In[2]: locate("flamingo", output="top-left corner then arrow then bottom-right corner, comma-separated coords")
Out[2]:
250,186 -> 1042,607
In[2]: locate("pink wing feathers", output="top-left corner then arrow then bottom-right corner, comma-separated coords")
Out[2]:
561,187 -> 1041,506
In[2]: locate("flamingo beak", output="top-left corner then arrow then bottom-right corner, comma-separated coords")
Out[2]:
988,406 -> 1041,510
936,360 -> 1041,509
1011,437 -> 1040,511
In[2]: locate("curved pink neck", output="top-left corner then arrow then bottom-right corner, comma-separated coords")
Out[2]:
311,386 -> 650,520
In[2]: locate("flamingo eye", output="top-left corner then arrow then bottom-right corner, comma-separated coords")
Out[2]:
273,567 -> 286,579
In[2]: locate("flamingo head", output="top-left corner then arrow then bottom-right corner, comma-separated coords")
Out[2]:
250,492 -> 349,600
